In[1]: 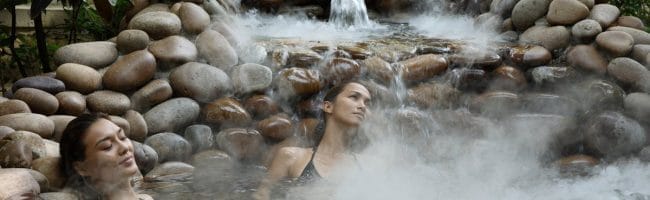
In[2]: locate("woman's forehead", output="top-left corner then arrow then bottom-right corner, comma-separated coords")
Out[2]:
342,83 -> 371,97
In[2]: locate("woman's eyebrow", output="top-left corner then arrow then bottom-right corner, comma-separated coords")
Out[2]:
94,128 -> 123,147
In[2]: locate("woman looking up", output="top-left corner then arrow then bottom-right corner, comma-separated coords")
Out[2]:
254,81 -> 372,200
59,112 -> 151,200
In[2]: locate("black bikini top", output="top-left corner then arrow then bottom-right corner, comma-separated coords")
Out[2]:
296,147 -> 322,182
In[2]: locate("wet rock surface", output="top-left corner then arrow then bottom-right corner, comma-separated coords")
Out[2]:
102,50 -> 157,92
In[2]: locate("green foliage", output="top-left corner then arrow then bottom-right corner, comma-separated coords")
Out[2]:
63,0 -> 132,41
0,27 -> 61,92
610,0 -> 650,32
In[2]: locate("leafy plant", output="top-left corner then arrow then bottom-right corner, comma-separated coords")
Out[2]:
609,0 -> 650,32
63,0 -> 132,41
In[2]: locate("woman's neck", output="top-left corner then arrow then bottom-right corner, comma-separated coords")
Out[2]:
95,179 -> 137,200
318,120 -> 355,155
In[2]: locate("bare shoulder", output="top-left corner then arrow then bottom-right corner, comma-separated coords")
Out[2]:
276,147 -> 313,162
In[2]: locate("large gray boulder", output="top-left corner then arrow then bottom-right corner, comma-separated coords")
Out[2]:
143,98 -> 200,135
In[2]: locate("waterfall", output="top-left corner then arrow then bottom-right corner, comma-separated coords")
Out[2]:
329,0 -> 370,27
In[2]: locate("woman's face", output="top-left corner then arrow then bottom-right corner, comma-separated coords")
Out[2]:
74,118 -> 138,183
324,83 -> 372,127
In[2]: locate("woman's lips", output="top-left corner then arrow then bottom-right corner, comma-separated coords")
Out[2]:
120,155 -> 134,166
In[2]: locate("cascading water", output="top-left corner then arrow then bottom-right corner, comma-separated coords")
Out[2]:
329,0 -> 371,27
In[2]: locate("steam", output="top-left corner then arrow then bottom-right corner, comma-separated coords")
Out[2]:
283,108 -> 650,200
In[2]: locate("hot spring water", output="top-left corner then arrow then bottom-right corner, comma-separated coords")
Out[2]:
219,1 -> 650,199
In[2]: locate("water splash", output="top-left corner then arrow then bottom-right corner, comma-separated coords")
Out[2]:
329,0 -> 371,27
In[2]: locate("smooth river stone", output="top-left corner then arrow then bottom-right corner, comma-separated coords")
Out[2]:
116,29 -> 150,54
511,0 -> 551,30
584,111 -> 645,157
102,50 -> 157,92
134,3 -> 170,18
0,140 -> 32,168
520,26 -> 571,51
257,114 -> 292,141
144,98 -> 200,135
607,57 -> 650,92
521,93 -> 579,115
31,157 -> 65,190
616,16 -> 646,30
490,65 -> 527,91
274,67 -> 321,100
148,36 -> 197,67
567,45 -> 608,75
179,2 -> 210,34
53,41 -> 118,68
0,100 -> 31,116
215,128 -> 264,161
128,11 -> 181,40
322,58 -> 361,85
407,82 -> 460,109
470,91 -> 520,117
13,88 -> 58,115
576,79 -> 626,111
0,126 -> 14,140
596,31 -> 634,57
508,45 -> 551,68
555,154 -> 599,176
47,115 -> 74,142
624,93 -> 650,124
448,50 -> 502,70
0,113 -> 54,139
202,97 -> 251,128
12,76 -> 65,95
196,30 -> 238,69
288,49 -> 324,69
55,91 -> 86,116
588,4 -> 620,28
546,0 -> 589,25
130,79 -> 173,113
86,90 -> 131,115
448,68 -> 487,91
244,95 -> 280,120
123,110 -> 148,142
5,131 -> 46,159
169,62 -> 232,103
572,19 -> 603,43
400,54 -> 448,82
144,132 -> 191,163
608,26 -> 650,45
362,56 -> 395,85
632,45 -> 650,66
132,141 -> 158,175
55,63 -> 102,94
230,63 -> 272,94
0,168 -> 40,199
183,124 -> 214,153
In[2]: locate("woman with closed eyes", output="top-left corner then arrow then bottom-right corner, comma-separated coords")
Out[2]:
59,112 -> 152,200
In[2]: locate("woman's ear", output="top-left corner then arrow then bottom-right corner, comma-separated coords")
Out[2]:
322,101 -> 333,114
73,161 -> 90,177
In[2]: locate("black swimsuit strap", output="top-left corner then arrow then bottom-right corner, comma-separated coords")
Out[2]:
298,146 -> 321,180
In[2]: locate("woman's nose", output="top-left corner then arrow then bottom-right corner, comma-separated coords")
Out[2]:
117,139 -> 130,154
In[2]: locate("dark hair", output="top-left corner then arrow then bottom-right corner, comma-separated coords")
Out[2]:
59,113 -> 111,200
